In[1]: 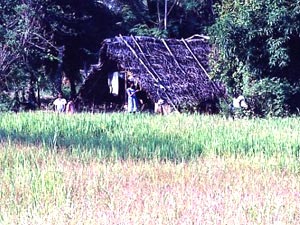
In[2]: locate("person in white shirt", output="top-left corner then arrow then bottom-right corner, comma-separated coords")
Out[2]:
232,95 -> 248,109
53,93 -> 67,113
229,94 -> 248,119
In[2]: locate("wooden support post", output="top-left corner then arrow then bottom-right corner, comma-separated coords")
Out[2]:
161,39 -> 186,75
119,35 -> 159,83
181,38 -> 211,80
119,34 -> 179,112
129,35 -> 179,112
181,38 -> 224,98
124,71 -> 127,109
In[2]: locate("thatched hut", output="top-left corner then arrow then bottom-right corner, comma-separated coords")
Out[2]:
77,35 -> 226,112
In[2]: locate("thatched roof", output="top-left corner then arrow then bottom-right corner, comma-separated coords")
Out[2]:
78,35 -> 225,109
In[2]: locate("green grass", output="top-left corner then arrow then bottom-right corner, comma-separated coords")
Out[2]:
0,112 -> 300,163
0,112 -> 299,224
0,145 -> 65,223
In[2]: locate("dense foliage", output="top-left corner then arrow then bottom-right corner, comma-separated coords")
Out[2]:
0,0 -> 55,110
108,0 -> 218,38
209,0 -> 300,116
0,0 -> 118,110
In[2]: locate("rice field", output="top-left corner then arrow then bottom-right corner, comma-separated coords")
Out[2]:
0,112 -> 300,224
1,112 -> 300,161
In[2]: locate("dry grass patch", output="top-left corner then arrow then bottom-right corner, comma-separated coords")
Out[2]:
1,145 -> 299,224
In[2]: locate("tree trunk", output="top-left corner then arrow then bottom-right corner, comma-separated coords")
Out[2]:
37,83 -> 41,108
54,45 -> 65,94
70,78 -> 77,99
164,0 -> 168,30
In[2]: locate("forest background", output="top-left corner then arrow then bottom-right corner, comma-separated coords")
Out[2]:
1,0 -> 300,117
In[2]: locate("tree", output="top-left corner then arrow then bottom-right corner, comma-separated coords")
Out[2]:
209,0 -> 300,116
0,0 -> 120,109
0,0 -> 57,110
45,0 -> 120,97
106,0 -> 218,38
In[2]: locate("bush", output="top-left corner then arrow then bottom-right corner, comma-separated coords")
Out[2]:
244,77 -> 293,117
0,93 -> 11,112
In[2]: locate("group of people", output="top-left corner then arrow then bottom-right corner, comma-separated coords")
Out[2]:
53,81 -> 140,114
53,82 -> 248,115
53,93 -> 75,114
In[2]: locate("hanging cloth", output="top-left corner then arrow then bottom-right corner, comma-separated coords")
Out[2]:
108,72 -> 119,96
111,72 -> 119,96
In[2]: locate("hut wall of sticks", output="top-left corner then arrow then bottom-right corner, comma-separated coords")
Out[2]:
78,35 -> 226,113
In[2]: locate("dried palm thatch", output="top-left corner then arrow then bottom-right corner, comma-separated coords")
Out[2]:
78,35 -> 226,111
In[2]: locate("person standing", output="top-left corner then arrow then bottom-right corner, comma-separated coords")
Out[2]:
126,82 -> 138,113
66,99 -> 75,114
232,95 -> 248,109
53,93 -> 67,113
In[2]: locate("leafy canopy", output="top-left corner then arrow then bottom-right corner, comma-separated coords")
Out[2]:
209,0 -> 300,116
